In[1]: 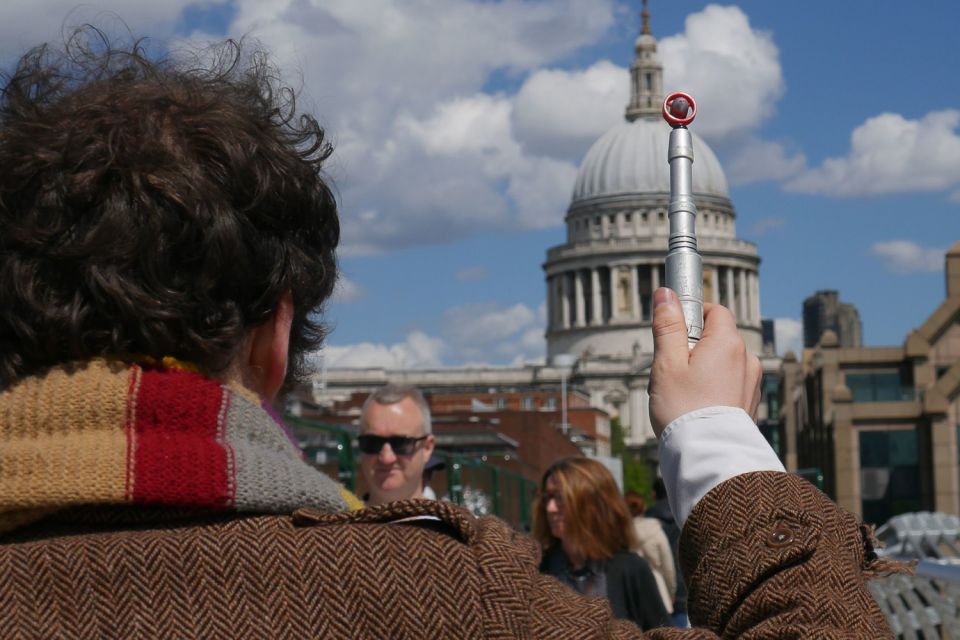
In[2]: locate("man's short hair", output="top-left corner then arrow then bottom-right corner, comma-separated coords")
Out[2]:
360,384 -> 432,435
0,29 -> 340,389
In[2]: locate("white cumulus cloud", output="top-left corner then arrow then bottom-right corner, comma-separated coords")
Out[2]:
319,300 -> 546,368
331,274 -> 366,303
786,110 -> 960,197
871,241 -> 945,274
400,93 -> 516,160
659,4 -> 784,144
196,0 -> 616,254
320,330 -> 446,369
511,60 -> 627,159
0,1 -> 198,64
773,318 -> 803,357
443,303 -> 536,345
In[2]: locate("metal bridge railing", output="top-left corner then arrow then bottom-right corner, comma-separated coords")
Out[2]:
870,511 -> 960,638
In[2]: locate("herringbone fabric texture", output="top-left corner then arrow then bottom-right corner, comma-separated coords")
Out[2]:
672,471 -> 899,639
0,473 -> 899,639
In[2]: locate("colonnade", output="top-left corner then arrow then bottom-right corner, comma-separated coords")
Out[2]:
548,263 -> 760,330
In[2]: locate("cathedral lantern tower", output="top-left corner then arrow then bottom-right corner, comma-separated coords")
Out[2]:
543,2 -> 763,443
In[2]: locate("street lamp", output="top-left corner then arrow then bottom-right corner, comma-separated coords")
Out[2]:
552,354 -> 577,435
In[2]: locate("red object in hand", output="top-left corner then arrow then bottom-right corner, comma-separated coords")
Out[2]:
662,92 -> 696,127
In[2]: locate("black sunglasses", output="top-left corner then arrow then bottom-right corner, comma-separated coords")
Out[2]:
357,434 -> 428,456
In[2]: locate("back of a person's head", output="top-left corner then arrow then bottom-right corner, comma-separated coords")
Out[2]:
0,28 -> 340,389
533,457 -> 637,561
624,491 -> 646,518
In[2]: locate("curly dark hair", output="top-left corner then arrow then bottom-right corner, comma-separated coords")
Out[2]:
0,29 -> 340,389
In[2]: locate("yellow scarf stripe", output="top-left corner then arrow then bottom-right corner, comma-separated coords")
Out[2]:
0,362 -> 130,524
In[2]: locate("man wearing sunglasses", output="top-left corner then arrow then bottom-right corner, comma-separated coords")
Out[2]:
358,384 -> 436,505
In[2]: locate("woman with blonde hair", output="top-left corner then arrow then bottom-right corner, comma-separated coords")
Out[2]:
533,457 -> 669,631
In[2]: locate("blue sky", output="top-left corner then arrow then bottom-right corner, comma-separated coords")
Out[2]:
2,1 -> 957,367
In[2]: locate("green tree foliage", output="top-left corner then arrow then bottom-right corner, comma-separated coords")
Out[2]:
610,417 -> 654,502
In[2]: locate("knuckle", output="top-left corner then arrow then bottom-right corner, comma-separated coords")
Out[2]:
714,304 -> 736,323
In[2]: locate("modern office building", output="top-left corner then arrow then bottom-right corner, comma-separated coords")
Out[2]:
803,289 -> 863,348
781,243 -> 960,522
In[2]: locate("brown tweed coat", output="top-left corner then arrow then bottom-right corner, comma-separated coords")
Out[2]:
0,471 -> 896,638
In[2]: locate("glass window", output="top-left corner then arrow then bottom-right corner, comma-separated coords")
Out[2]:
860,429 -> 921,525
762,375 -> 781,420
544,397 -> 557,410
846,372 -> 914,402
521,397 -> 534,410
495,397 -> 507,409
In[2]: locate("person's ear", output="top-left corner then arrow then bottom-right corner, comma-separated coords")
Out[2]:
247,291 -> 294,400
423,434 -> 435,458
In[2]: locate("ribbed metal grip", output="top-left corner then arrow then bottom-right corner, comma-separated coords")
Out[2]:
663,93 -> 703,349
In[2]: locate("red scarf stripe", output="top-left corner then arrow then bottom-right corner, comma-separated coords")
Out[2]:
131,368 -> 233,508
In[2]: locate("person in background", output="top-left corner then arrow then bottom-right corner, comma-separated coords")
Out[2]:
625,492 -> 675,617
358,384 -> 435,505
534,457 -> 670,632
645,478 -> 688,627
0,27 -> 902,637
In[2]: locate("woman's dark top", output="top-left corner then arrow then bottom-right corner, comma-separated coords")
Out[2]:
540,546 -> 670,631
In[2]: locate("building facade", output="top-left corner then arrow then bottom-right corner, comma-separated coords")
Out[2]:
781,243 -> 960,522
312,6 -> 779,459
541,7 -> 767,445
803,289 -> 863,348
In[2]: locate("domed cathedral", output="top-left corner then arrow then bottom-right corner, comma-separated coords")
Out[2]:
543,2 -> 763,445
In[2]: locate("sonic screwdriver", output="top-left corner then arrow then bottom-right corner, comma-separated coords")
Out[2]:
662,92 -> 703,349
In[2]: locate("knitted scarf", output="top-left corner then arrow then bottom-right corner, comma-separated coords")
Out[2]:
0,359 -> 362,534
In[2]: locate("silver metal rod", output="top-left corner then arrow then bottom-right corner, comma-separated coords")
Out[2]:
662,93 -> 703,349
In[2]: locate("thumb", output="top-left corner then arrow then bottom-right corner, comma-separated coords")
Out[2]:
651,288 -> 689,370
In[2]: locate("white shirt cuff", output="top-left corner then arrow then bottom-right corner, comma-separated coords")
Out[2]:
658,406 -> 785,530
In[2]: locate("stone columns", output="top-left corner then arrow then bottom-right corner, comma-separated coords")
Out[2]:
832,387 -> 860,517
629,265 -> 640,320
725,267 -> 735,318
628,380 -> 654,444
710,267 -> 720,304
574,270 -> 586,327
609,267 -> 619,321
650,262 -> 659,291
780,355 -> 800,472
591,268 -> 602,326
546,276 -> 555,329
560,273 -> 570,329
744,270 -> 751,322
738,269 -> 748,322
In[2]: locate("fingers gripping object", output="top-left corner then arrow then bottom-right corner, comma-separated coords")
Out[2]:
662,92 -> 703,349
